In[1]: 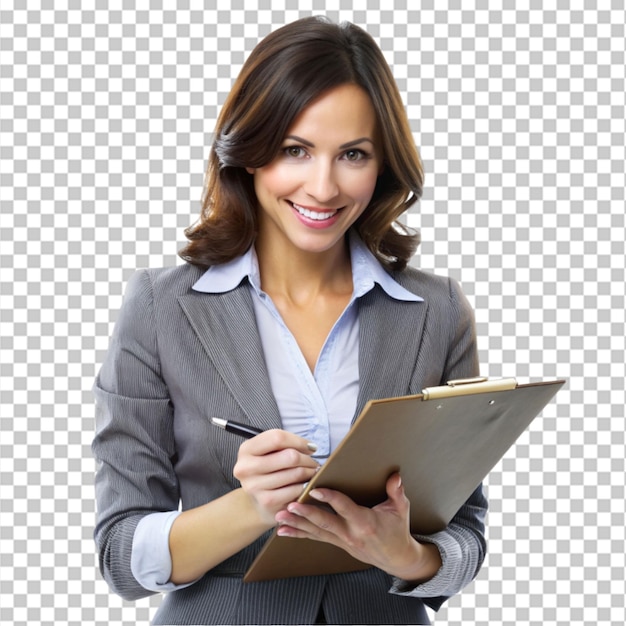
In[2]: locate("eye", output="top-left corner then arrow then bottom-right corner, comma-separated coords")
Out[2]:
343,149 -> 368,162
283,145 -> 307,159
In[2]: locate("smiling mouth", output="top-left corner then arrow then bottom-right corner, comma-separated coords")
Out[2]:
291,202 -> 340,221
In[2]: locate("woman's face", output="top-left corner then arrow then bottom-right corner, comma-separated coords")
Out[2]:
247,83 -> 383,259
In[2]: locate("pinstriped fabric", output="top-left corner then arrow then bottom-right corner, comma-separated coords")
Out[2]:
154,575 -> 327,625
92,261 -> 486,624
323,569 -> 430,624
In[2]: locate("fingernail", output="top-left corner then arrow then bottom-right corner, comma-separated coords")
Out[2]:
307,442 -> 318,452
309,489 -> 325,501
397,475 -> 402,489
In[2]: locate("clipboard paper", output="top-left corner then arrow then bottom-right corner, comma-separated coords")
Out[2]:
243,378 -> 565,582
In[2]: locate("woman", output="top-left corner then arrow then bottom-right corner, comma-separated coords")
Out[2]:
93,16 -> 487,625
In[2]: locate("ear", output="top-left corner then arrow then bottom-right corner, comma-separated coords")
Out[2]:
246,167 -> 256,175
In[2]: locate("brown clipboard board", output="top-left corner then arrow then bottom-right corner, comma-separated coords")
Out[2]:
244,378 -> 565,582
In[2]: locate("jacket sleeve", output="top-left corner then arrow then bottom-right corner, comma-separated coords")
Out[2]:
92,270 -> 180,601
390,277 -> 487,610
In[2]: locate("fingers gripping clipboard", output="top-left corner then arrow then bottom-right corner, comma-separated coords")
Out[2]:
244,378 -> 565,582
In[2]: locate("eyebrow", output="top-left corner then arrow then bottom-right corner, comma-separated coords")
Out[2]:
284,135 -> 375,149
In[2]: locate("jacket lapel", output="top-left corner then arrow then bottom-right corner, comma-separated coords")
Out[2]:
354,285 -> 428,420
177,284 -> 282,432
178,279 -> 428,430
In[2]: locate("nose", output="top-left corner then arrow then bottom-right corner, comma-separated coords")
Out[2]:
303,160 -> 339,204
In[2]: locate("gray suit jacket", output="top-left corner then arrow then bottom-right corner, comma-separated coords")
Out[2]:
93,261 -> 487,625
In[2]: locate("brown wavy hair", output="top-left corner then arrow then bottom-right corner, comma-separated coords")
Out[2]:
179,16 -> 423,271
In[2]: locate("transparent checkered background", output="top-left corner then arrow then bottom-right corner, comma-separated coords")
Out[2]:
1,1 -> 624,625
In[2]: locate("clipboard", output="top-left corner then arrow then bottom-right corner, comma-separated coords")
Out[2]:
244,378 -> 565,582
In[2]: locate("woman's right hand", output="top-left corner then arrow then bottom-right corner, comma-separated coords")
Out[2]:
233,429 -> 320,526
168,430 -> 319,584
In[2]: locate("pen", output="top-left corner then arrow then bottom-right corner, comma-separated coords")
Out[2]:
210,417 -> 264,439
210,417 -> 319,453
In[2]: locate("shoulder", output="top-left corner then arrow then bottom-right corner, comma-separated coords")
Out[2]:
391,265 -> 474,319
116,264 -> 210,321
125,263 -> 208,299
391,265 -> 458,300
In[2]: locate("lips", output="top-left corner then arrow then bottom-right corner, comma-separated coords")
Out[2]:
291,202 -> 339,221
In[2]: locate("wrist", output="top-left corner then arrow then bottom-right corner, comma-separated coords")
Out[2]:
236,487 -> 278,531
387,538 -> 442,584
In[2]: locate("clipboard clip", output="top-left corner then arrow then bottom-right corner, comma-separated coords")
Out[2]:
421,377 -> 517,400
446,376 -> 489,386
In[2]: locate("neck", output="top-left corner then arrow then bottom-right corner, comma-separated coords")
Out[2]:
255,238 -> 353,303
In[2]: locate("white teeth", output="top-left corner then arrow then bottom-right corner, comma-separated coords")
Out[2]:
292,202 -> 337,221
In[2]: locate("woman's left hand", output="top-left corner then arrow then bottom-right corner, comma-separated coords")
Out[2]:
274,472 -> 442,583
